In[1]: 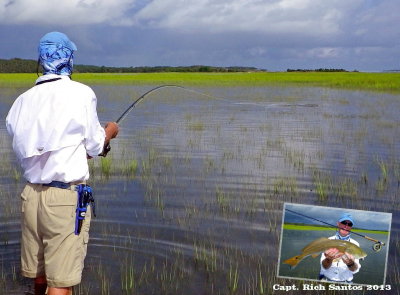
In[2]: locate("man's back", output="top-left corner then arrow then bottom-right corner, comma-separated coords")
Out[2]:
6,74 -> 105,183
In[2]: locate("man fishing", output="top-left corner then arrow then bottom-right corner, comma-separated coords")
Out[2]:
319,213 -> 361,283
6,32 -> 119,295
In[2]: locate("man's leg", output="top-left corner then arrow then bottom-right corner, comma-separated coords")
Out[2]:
47,286 -> 72,295
21,184 -> 46,294
40,187 -> 90,294
34,276 -> 72,295
34,276 -> 47,295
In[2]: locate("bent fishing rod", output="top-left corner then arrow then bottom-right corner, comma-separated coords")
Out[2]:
99,85 -> 219,156
285,208 -> 386,252
99,83 -> 312,156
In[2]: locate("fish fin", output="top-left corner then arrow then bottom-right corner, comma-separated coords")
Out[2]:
283,255 -> 303,268
311,253 -> 320,258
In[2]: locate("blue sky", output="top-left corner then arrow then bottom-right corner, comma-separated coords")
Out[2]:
283,203 -> 392,232
0,0 -> 399,71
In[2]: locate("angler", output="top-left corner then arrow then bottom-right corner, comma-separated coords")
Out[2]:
284,213 -> 366,283
6,32 -> 119,295
319,213 -> 364,283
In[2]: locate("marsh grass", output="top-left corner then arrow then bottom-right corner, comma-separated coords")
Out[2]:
122,159 -> 138,178
121,255 -> 135,292
194,241 -> 218,273
187,121 -> 205,132
227,263 -> 239,294
78,72 -> 400,93
1,72 -> 400,92
100,157 -> 112,177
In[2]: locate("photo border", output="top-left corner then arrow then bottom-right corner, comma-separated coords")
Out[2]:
277,202 -> 392,287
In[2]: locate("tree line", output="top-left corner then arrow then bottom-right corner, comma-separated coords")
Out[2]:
0,58 -> 357,73
0,58 -> 262,73
287,68 -> 356,72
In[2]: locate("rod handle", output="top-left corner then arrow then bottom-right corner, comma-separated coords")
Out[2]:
99,143 -> 111,157
364,235 -> 385,245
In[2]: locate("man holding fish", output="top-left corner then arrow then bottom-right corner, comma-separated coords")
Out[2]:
284,212 -> 366,284
319,213 -> 361,283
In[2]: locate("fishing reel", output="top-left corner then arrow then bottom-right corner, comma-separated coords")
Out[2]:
372,242 -> 385,252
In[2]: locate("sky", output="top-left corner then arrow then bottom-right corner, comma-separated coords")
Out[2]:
283,203 -> 392,232
0,0 -> 399,71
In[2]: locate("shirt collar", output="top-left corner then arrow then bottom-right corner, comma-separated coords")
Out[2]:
335,231 -> 351,241
35,74 -> 70,85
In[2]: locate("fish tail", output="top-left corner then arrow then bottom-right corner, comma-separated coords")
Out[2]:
283,254 -> 304,268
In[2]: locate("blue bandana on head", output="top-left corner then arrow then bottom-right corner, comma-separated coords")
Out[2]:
38,32 -> 77,76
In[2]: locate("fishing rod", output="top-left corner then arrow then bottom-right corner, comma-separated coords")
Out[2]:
111,83 -> 275,125
285,208 -> 386,252
99,84 -> 222,156
99,84 -> 320,156
115,85 -> 184,124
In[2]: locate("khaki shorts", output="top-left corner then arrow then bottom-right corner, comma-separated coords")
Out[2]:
20,183 -> 91,287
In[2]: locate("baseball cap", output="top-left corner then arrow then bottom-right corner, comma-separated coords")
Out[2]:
338,213 -> 354,226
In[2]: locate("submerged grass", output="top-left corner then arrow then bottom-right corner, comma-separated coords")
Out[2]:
1,72 -> 400,92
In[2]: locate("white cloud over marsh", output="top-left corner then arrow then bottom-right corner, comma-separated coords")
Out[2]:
0,0 -> 399,70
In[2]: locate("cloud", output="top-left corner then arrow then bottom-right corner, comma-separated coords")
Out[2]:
1,0 -> 362,37
0,0 -> 398,71
0,0 -> 134,25
354,0 -> 399,43
248,47 -> 267,57
305,47 -> 341,59
1,0 -> 396,45
133,0 -> 354,36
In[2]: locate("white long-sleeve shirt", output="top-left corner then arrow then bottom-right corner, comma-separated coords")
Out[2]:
319,236 -> 361,282
6,74 -> 105,183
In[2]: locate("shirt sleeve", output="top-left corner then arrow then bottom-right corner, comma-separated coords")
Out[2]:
5,96 -> 21,138
84,93 -> 105,156
5,110 -> 14,137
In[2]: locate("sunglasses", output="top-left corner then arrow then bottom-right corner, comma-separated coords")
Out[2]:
340,221 -> 353,227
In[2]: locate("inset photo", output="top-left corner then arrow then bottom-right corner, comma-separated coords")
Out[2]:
278,203 -> 391,285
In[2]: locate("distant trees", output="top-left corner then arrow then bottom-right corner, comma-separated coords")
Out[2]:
74,64 -> 261,73
286,68 -> 349,72
0,58 -> 262,73
0,58 -> 37,73
1,58 -> 360,73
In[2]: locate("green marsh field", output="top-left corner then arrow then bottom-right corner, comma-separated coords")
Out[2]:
1,72 -> 400,294
1,72 -> 400,92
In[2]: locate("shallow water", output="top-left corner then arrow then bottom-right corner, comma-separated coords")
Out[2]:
1,85 -> 399,294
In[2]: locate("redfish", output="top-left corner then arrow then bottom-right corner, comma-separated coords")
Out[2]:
283,237 -> 367,268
